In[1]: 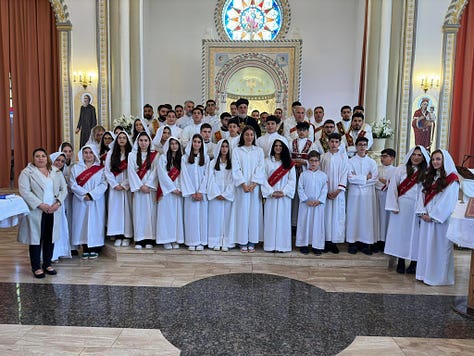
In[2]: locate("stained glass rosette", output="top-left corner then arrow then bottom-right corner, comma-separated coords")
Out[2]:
222,0 -> 282,41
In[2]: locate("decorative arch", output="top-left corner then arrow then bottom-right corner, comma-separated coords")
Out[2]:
202,40 -> 302,116
437,0 -> 469,148
48,0 -> 73,145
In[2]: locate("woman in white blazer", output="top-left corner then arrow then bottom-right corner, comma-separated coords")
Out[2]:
18,148 -> 67,278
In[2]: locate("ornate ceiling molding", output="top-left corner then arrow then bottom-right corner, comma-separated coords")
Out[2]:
443,0 -> 469,27
49,0 -> 72,29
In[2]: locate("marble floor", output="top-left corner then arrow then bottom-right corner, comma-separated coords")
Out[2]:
1,222 -> 474,355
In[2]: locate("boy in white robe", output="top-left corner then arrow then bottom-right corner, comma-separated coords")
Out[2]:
181,107 -> 204,149
152,110 -> 182,150
346,137 -> 379,255
256,115 -> 288,158
415,149 -> 459,286
296,151 -> 328,255
201,123 -> 216,160
373,148 -> 396,252
212,112 -> 231,144
227,118 -> 241,150
320,133 -> 348,254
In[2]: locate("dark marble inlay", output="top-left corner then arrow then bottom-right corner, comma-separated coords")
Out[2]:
1,274 -> 474,355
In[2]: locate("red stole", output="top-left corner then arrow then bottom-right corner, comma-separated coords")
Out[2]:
397,171 -> 419,197
156,166 -> 180,199
268,161 -> 295,187
423,173 -> 458,206
319,137 -> 330,153
77,165 -> 103,187
291,139 -> 312,160
136,151 -> 158,180
336,121 -> 347,136
112,159 -> 128,177
346,130 -> 366,147
314,125 -> 323,133
290,126 -> 298,134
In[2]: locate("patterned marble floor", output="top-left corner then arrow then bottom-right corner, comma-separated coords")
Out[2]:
1,222 -> 474,354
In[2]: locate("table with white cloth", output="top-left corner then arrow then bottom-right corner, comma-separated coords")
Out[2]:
0,194 -> 29,228
448,201 -> 474,318
459,168 -> 474,202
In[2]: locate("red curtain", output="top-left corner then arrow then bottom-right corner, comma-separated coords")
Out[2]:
0,0 -> 61,187
449,1 -> 474,165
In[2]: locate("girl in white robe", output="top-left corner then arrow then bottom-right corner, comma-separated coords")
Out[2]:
105,131 -> 133,247
384,146 -> 430,274
261,139 -> 296,252
231,126 -> 265,252
296,151 -> 328,253
50,152 -> 71,261
181,134 -> 209,250
156,137 -> 184,249
59,142 -> 77,254
69,145 -> 107,259
152,126 -> 172,154
207,139 -> 235,251
128,132 -> 158,249
415,149 -> 459,286
320,134 -> 348,253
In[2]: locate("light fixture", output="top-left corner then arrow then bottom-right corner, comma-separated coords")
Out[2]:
419,75 -> 439,93
73,71 -> 94,89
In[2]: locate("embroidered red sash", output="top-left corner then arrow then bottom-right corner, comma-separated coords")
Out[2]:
314,125 -> 323,133
136,151 -> 158,180
424,173 -> 458,206
346,130 -> 366,147
336,121 -> 346,136
290,126 -> 298,134
397,171 -> 419,197
214,131 -> 222,142
113,159 -> 128,177
156,166 -> 180,199
320,137 -> 330,153
291,139 -> 312,159
268,161 -> 296,187
76,165 -> 103,187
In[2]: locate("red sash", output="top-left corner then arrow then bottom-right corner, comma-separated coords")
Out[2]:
346,130 -> 366,147
336,121 -> 346,136
156,166 -> 180,199
76,165 -> 103,187
290,126 -> 298,134
113,159 -> 128,177
136,151 -> 158,180
397,171 -> 419,197
268,161 -> 296,187
314,125 -> 323,133
424,173 -> 458,206
319,137 -> 330,153
291,139 -> 312,159
100,152 -> 107,163
214,131 -> 223,142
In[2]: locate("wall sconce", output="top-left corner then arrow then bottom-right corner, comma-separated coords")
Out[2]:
419,75 -> 440,93
73,71 -> 94,89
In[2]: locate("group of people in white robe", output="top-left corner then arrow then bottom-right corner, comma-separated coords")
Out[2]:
37,100 -> 460,287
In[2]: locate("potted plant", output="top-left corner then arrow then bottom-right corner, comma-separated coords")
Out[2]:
371,117 -> 393,151
112,114 -> 137,135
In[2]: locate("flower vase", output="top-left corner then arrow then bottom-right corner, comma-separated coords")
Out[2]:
371,138 -> 386,152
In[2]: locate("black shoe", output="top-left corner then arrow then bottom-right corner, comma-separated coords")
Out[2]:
396,258 -> 406,274
406,261 -> 417,274
33,270 -> 45,279
323,241 -> 331,253
348,244 -> 357,254
312,248 -> 322,255
371,243 -> 380,253
330,244 -> 339,254
71,250 -> 79,256
300,246 -> 309,255
378,241 -> 385,253
360,246 -> 373,255
43,267 -> 57,275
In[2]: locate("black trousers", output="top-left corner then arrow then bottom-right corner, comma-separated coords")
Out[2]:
29,212 -> 54,271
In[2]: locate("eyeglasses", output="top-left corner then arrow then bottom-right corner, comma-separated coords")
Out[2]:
308,159 -> 320,162
357,143 -> 368,147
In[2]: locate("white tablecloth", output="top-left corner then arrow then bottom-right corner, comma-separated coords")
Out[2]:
459,168 -> 474,202
447,201 -> 474,249
0,194 -> 29,228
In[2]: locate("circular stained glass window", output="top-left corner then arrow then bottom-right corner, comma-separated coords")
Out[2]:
222,0 -> 283,41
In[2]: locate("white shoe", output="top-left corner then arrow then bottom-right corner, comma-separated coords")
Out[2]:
135,244 -> 142,250
188,246 -> 196,251
172,243 -> 180,249
163,243 -> 172,250
221,247 -> 229,252
213,246 -> 220,251
145,244 -> 154,249
196,245 -> 204,251
121,239 -> 130,247
114,239 -> 122,247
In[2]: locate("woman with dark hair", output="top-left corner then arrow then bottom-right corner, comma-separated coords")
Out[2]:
132,118 -> 150,143
18,148 -> 67,278
153,126 -> 172,154
384,146 -> 430,274
156,137 -> 184,249
128,131 -> 158,249
207,139 -> 235,251
70,145 -> 107,259
99,131 -> 114,164
105,131 -> 133,247
415,149 -> 459,285
181,134 -> 209,251
232,125 -> 265,252
261,139 -> 296,252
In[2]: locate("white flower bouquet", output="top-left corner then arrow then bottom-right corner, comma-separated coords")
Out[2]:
112,114 -> 137,135
371,117 -> 393,138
